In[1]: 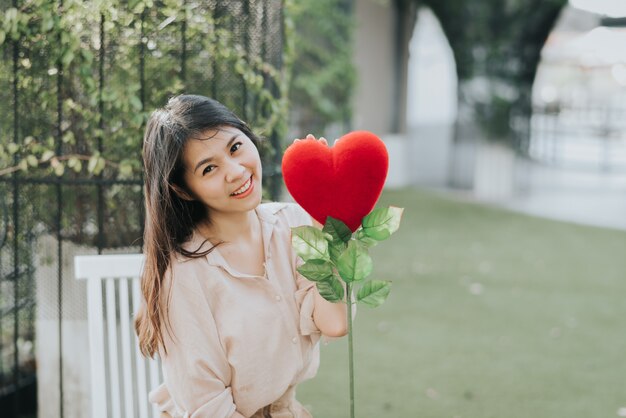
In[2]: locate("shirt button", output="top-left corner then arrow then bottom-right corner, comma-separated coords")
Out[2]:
275,295 -> 282,302
292,337 -> 298,344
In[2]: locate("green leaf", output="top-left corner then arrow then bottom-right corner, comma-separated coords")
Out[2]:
297,259 -> 333,282
291,226 -> 330,261
7,143 -> 19,155
72,160 -> 82,173
361,207 -> 404,241
119,160 -> 133,177
87,153 -> 100,174
94,157 -> 106,175
355,229 -> 379,248
62,131 -> 75,144
129,95 -> 143,111
328,239 -> 347,263
40,150 -> 54,162
61,50 -> 75,68
53,161 -> 65,177
337,240 -> 373,283
67,157 -> 82,173
357,280 -> 391,307
323,216 -> 352,243
81,49 -> 94,62
87,157 -> 97,173
26,155 -> 38,167
316,276 -> 345,303
4,8 -> 17,26
41,16 -> 53,32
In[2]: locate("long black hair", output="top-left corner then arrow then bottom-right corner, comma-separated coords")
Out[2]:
136,94 -> 260,357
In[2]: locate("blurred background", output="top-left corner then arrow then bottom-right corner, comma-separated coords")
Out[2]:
0,0 -> 625,417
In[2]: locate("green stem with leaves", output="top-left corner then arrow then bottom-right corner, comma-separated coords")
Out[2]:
292,206 -> 404,417
346,281 -> 355,418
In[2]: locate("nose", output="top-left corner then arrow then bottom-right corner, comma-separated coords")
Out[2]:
225,160 -> 246,183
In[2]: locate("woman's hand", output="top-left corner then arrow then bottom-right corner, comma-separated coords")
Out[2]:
293,133 -> 328,146
312,285 -> 349,338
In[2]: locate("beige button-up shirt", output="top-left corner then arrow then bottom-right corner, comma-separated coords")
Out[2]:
149,203 -> 321,418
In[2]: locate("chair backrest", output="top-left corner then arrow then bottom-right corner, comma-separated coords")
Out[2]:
75,254 -> 162,418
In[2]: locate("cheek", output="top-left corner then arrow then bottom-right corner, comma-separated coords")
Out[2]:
250,147 -> 262,167
185,175 -> 221,199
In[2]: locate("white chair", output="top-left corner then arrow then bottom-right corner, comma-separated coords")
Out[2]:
75,254 -> 162,418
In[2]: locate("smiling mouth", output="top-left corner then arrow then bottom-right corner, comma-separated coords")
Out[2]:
230,176 -> 253,196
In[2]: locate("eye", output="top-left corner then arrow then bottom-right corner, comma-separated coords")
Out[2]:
230,142 -> 243,153
202,165 -> 216,175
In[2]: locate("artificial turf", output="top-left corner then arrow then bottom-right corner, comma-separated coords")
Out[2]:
298,188 -> 626,418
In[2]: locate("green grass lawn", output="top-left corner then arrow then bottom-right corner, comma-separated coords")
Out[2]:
298,188 -> 626,418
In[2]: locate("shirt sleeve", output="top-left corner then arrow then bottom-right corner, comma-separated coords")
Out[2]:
284,204 -> 323,343
294,259 -> 322,344
148,383 -> 183,417
157,266 -> 241,418
285,203 -> 356,344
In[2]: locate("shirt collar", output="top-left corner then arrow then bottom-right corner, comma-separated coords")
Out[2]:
177,203 -> 286,276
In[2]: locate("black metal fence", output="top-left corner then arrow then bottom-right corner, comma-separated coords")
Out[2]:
0,1 -> 285,417
529,104 -> 626,171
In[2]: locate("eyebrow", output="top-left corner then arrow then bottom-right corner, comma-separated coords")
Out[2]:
193,133 -> 240,173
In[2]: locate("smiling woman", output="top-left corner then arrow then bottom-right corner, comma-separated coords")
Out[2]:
179,126 -> 263,218
134,94 -> 348,418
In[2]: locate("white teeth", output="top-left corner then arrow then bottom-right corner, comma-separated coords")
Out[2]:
232,177 -> 252,195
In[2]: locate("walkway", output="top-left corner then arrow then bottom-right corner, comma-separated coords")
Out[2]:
440,161 -> 626,231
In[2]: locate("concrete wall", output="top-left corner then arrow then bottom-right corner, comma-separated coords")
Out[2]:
352,0 -> 417,188
353,0 -> 415,136
352,0 -> 396,135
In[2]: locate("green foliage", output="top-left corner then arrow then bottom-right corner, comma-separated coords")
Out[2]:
361,207 -> 404,241
323,216 -> 352,259
323,216 -> 352,243
315,276 -> 345,303
0,0 -> 289,180
293,208 -> 402,417
356,280 -> 391,308
423,0 -> 568,139
291,226 -> 331,262
0,0 -> 289,246
287,0 -> 355,135
297,259 -> 334,281
337,240 -> 372,283
291,207 -> 402,307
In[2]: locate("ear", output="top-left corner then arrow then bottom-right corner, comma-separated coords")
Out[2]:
169,183 -> 195,201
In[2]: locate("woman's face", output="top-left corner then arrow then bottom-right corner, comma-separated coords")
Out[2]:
180,126 -> 263,215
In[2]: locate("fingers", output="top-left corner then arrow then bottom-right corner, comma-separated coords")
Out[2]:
293,134 -> 329,146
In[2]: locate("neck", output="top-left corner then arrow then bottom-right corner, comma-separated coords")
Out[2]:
199,208 -> 259,244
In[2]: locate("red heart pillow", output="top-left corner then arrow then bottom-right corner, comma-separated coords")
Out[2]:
281,130 -> 389,232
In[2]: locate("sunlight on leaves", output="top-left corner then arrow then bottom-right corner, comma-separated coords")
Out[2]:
292,226 -> 330,261
356,280 -> 391,307
337,240 -> 373,283
362,206 -> 404,241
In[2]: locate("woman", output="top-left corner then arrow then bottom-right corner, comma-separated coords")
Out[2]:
134,94 -> 348,417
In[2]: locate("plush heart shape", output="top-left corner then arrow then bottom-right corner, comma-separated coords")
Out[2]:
281,130 -> 389,232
